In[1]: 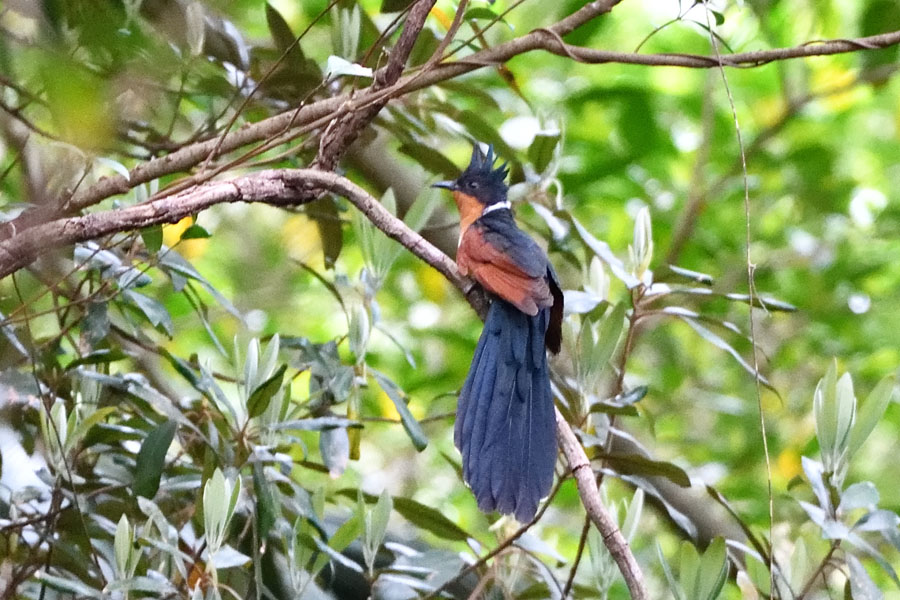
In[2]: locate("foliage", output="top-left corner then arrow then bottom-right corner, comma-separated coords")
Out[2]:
0,0 -> 899,599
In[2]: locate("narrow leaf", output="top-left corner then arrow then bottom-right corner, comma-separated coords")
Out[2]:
599,453 -> 691,487
372,371 -> 428,451
141,226 -> 163,253
133,420 -> 176,499
252,462 -> 278,540
180,224 -> 211,239
66,349 -> 127,370
247,364 -> 287,419
849,375 -> 894,456
680,317 -> 771,388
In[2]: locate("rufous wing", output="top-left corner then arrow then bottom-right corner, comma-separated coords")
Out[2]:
458,226 -> 553,316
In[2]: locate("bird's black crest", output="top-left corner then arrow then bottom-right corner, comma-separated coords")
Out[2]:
464,144 -> 509,185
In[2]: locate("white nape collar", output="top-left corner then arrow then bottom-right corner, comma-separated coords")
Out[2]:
482,200 -> 511,215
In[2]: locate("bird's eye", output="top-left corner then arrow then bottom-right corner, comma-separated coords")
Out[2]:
469,181 -> 479,189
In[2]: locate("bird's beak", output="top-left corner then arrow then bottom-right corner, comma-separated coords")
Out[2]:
431,180 -> 457,191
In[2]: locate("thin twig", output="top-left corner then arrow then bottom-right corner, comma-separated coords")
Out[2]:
420,477 -> 565,600
703,3 -> 775,595
562,515 -> 592,597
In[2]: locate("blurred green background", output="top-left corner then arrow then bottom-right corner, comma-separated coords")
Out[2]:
0,0 -> 898,598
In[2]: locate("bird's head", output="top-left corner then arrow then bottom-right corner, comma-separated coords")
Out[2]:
432,144 -> 509,207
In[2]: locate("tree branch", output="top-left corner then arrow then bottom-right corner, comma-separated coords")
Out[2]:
314,0 -> 437,172
0,166 -> 646,597
530,27 -> 900,68
5,0 -> 896,243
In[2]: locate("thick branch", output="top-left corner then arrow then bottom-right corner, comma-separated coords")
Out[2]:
0,169 -> 479,310
314,0 -> 437,172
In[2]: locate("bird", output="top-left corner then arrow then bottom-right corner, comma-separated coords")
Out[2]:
433,143 -> 563,522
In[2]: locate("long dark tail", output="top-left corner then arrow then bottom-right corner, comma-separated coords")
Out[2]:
454,299 -> 556,522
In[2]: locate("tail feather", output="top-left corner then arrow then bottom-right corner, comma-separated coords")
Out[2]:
455,300 -> 557,522
459,336 -> 497,484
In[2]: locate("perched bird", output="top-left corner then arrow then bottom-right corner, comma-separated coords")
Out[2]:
433,144 -> 563,522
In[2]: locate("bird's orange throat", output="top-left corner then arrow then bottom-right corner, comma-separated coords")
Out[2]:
454,191 -> 484,242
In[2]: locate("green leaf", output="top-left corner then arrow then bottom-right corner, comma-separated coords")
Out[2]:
454,110 -> 518,160
365,488 -> 392,572
180,224 -> 211,239
36,572 -> 104,598
122,290 -> 174,337
266,3 -> 297,56
399,143 -> 461,179
658,265 -> 714,285
247,364 -> 287,419
711,10 -> 725,26
66,407 -> 116,453
599,453 -> 691,487
704,485 -> 770,562
697,537 -> 728,600
589,403 -> 638,417
133,420 -> 176,499
840,482 -> 879,512
252,462 -> 278,540
814,361 -> 839,466
744,551 -> 772,596
593,302 -> 626,373
310,512 -> 363,576
657,543 -> 686,600
158,248 -> 242,320
305,197 -> 343,268
527,131 -> 560,174
348,303 -> 370,362
65,349 -> 127,370
621,488 -> 644,542
679,541 -> 702,599
114,514 -> 132,578
680,317 -> 772,388
141,225 -> 163,253
268,416 -> 361,431
393,496 -> 471,542
372,370 -> 428,451
802,456 -> 832,512
338,489 -> 473,542
569,216 -> 640,288
83,301 -> 110,345
849,375 -> 894,457
464,7 -> 498,20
